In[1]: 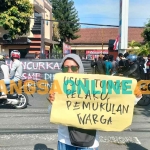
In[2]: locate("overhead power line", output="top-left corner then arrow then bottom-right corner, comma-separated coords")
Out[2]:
30,17 -> 147,28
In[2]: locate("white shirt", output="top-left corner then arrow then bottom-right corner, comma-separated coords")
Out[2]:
48,104 -> 99,148
143,59 -> 148,73
1,64 -> 9,79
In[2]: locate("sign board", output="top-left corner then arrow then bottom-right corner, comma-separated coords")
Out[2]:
5,59 -> 92,86
63,43 -> 71,55
50,73 -> 137,131
86,50 -> 108,55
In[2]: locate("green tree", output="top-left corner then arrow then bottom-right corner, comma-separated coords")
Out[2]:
127,40 -> 141,54
137,42 -> 150,56
52,16 -> 60,41
0,0 -> 33,39
142,20 -> 150,42
128,40 -> 141,48
50,0 -> 80,43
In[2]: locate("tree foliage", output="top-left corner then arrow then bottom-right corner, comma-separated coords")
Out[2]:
127,41 -> 150,56
52,16 -> 60,41
128,40 -> 141,48
142,20 -> 150,42
50,0 -> 80,43
0,0 -> 33,39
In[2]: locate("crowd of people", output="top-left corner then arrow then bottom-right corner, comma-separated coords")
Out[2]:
91,52 -> 150,81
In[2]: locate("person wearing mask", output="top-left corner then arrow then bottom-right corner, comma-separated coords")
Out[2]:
119,54 -> 140,81
48,54 -> 99,150
1,50 -> 23,98
0,55 -> 10,99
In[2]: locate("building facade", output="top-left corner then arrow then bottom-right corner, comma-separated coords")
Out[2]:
0,0 -> 53,58
70,28 -> 144,60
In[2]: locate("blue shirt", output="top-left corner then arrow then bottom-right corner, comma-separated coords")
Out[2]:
104,61 -> 112,75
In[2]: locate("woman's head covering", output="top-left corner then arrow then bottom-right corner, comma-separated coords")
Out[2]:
60,54 -> 84,73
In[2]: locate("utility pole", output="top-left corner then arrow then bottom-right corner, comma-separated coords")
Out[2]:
101,28 -> 103,54
40,13 -> 45,58
118,0 -> 129,54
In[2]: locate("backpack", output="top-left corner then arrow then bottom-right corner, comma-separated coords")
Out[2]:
68,126 -> 96,147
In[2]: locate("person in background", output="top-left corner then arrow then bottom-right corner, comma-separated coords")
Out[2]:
48,54 -> 99,150
137,55 -> 146,80
104,55 -> 112,75
0,54 -> 9,99
91,54 -> 105,74
109,55 -> 118,75
145,54 -> 150,79
1,50 -> 23,99
0,55 -> 9,79
123,52 -> 130,70
118,53 -> 126,74
119,54 -> 140,81
35,52 -> 40,59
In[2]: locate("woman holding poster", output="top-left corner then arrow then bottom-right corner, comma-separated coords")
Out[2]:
48,54 -> 99,150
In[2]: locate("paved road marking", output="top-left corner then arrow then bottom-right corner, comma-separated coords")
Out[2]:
99,136 -> 141,145
134,137 -> 141,145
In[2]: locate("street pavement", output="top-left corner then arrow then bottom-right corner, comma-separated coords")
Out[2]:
0,93 -> 150,150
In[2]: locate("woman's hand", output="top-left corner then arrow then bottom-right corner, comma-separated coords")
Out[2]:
48,92 -> 55,104
134,86 -> 142,98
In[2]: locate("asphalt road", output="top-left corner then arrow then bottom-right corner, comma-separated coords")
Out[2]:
0,94 -> 150,150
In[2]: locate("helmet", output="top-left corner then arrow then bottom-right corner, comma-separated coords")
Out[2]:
0,54 -> 5,61
127,54 -> 137,63
10,50 -> 20,59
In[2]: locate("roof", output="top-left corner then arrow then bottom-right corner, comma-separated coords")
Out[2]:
70,28 -> 144,45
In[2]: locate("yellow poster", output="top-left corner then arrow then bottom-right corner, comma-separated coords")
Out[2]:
50,73 -> 137,131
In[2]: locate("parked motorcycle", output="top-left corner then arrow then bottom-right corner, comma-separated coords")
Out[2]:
0,80 -> 32,109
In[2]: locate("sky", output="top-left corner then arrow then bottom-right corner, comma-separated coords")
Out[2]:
73,0 -> 150,28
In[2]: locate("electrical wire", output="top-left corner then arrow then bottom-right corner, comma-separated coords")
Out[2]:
30,17 -> 150,28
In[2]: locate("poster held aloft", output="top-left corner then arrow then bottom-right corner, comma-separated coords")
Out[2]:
50,73 -> 137,131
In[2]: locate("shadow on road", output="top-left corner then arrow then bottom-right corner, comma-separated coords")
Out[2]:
34,143 -> 54,150
126,143 -> 148,150
0,105 -> 15,109
134,104 -> 150,117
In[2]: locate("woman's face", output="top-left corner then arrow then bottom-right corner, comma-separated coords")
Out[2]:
62,59 -> 79,73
